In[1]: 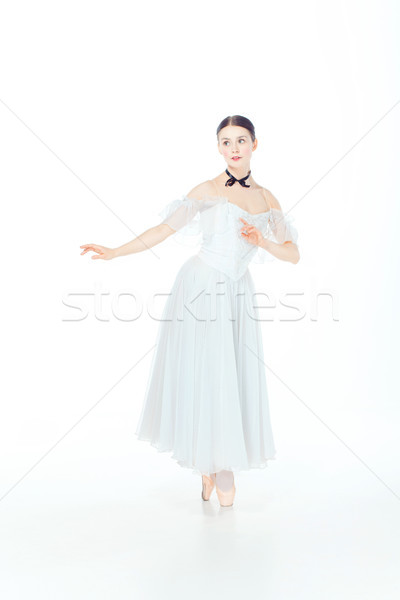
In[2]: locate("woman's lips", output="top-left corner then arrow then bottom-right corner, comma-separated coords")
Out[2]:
231,157 -> 241,161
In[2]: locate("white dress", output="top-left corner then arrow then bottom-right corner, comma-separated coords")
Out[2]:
134,193 -> 299,477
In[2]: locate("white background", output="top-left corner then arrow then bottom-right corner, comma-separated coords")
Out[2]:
0,0 -> 399,598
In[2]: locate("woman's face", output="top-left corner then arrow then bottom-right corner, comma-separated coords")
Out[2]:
217,125 -> 257,168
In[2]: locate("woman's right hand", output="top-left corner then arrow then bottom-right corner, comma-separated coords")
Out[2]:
80,244 -> 115,260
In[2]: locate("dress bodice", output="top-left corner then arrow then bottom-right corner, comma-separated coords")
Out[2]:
158,194 -> 299,281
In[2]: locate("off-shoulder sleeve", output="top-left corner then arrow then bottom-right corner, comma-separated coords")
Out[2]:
158,194 -> 226,246
252,208 -> 299,263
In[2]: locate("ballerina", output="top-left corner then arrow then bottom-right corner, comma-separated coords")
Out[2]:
80,114 -> 300,507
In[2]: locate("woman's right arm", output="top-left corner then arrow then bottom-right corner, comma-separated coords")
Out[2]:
80,223 -> 174,260
80,183 -> 210,260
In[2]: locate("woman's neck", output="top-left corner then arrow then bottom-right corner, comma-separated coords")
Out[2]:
225,165 -> 251,180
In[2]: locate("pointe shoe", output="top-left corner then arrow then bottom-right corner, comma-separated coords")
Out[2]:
216,483 -> 236,507
201,474 -> 215,501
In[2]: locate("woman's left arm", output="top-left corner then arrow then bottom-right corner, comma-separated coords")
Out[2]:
239,217 -> 300,264
258,237 -> 300,264
260,189 -> 300,264
239,186 -> 300,264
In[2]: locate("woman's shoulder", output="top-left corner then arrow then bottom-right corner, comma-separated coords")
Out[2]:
262,187 -> 283,211
185,179 -> 218,201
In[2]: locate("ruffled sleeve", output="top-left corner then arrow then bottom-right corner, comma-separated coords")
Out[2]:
158,194 -> 226,246
252,208 -> 299,263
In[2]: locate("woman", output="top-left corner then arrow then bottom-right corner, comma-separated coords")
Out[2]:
80,115 -> 300,508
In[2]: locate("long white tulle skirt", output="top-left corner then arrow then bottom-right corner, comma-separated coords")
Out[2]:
134,255 -> 276,477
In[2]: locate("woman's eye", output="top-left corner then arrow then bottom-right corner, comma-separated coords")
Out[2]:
223,139 -> 245,145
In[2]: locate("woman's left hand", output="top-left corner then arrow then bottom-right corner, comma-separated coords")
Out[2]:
239,217 -> 263,247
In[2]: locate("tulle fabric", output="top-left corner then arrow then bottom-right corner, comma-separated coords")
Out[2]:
134,254 -> 277,477
157,195 -> 226,247
158,195 -> 299,264
253,207 -> 299,263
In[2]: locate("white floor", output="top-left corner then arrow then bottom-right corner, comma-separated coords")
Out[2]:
1,414 -> 399,600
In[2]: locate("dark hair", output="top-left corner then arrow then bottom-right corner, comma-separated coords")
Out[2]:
216,115 -> 256,143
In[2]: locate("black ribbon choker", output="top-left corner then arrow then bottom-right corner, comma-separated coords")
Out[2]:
225,168 -> 251,188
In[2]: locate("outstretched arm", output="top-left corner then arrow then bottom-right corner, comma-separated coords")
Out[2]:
112,223 -> 175,258
80,223 -> 174,260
